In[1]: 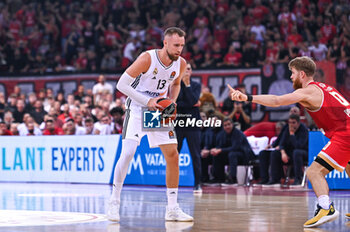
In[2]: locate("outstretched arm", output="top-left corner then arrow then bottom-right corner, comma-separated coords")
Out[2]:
227,84 -> 308,107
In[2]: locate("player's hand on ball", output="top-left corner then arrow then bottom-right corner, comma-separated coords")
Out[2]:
227,84 -> 247,102
147,97 -> 164,111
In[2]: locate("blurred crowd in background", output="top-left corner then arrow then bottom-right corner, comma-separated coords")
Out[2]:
0,0 -> 349,77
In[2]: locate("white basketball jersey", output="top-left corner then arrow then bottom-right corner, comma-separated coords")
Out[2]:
126,49 -> 181,109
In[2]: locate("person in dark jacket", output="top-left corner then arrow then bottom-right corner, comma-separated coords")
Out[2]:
264,114 -> 308,186
175,63 -> 202,193
210,118 -> 254,185
258,106 -> 300,185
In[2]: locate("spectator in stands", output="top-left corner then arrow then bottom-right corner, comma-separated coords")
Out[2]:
3,111 -> 14,129
86,49 -> 98,72
101,52 -> 117,71
264,114 -> 308,186
29,53 -> 47,74
339,67 -> 350,102
242,41 -> 259,67
94,113 -> 112,135
58,103 -> 72,122
309,39 -> 328,61
18,116 -> 42,136
210,118 -> 254,185
92,74 -> 113,104
222,84 -> 251,131
66,94 -> 76,111
25,93 -> 37,112
251,19 -> 266,43
110,107 -> 124,134
74,50 -> 88,71
13,99 -> 26,123
122,37 -> 140,68
84,117 -> 95,135
0,121 -> 12,135
10,123 -> 19,136
6,94 -> 17,113
62,118 -> 86,135
74,112 -> 84,127
74,85 -> 86,103
30,100 -> 46,124
0,92 -> 5,120
42,116 -> 64,135
221,45 -> 242,67
9,48 -> 29,73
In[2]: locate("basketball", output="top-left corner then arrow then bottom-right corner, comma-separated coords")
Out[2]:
156,98 -> 177,122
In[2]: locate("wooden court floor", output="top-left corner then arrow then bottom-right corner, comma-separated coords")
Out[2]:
0,183 -> 349,232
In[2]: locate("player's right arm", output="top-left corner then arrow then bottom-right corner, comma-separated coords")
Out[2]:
117,52 -> 162,110
227,84 -> 314,108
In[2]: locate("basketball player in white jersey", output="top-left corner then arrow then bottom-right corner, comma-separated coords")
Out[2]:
107,27 -> 193,222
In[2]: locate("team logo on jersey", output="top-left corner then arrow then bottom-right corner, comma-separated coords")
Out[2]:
153,68 -> 158,75
170,71 -> 176,79
168,130 -> 175,139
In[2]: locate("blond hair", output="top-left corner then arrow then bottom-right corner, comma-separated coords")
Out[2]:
288,56 -> 316,77
164,27 -> 186,38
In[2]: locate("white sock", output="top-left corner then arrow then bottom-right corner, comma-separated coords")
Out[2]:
318,195 -> 330,209
110,182 -> 123,203
167,188 -> 178,209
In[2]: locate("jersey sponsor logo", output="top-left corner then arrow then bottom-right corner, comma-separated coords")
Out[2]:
170,71 -> 176,79
144,90 -> 161,97
152,76 -> 156,79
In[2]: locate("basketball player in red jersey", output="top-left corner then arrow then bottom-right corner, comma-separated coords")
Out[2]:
228,56 -> 350,228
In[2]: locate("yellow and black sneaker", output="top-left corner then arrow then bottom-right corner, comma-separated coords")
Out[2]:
345,213 -> 350,219
304,202 -> 339,228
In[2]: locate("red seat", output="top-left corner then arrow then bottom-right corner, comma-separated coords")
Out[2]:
244,122 -> 276,139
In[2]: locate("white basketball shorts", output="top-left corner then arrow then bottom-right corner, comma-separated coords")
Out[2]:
122,106 -> 177,148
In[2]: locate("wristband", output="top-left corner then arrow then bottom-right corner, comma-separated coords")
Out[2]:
247,95 -> 253,102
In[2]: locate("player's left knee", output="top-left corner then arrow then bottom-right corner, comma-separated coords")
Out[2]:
164,149 -> 179,160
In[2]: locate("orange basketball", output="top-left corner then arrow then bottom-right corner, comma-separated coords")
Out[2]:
156,98 -> 177,123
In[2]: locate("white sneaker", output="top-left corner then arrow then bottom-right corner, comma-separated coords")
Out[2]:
106,200 -> 120,222
165,221 -> 194,232
165,204 -> 194,222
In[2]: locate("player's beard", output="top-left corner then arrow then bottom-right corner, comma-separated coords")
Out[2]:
166,50 -> 179,61
293,75 -> 302,90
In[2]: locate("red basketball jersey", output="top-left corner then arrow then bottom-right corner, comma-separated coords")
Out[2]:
307,81 -> 350,138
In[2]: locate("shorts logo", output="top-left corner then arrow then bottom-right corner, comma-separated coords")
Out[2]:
143,110 -> 161,128
169,130 -> 175,139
